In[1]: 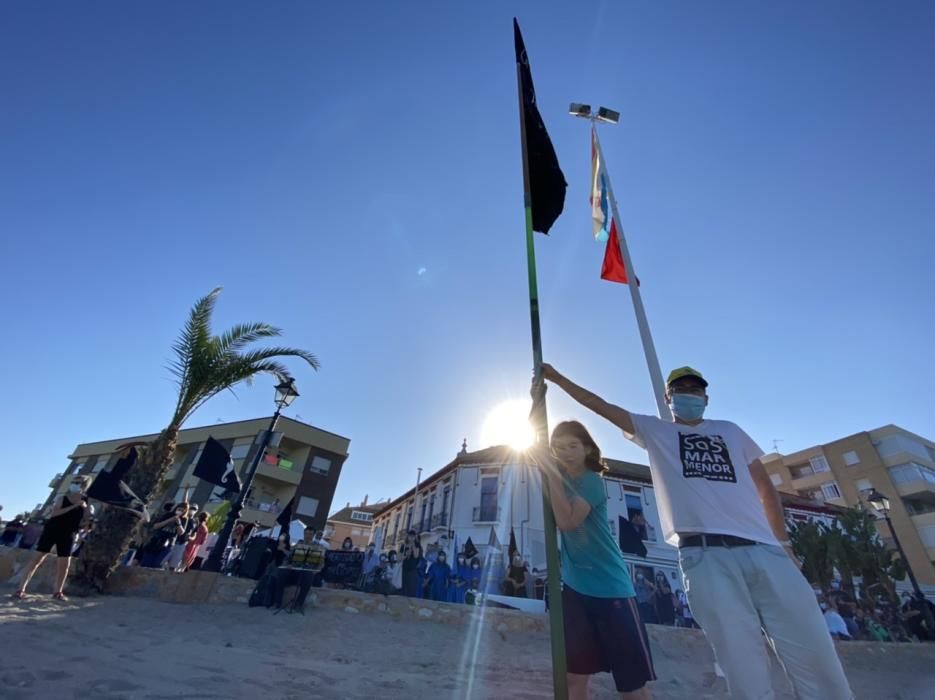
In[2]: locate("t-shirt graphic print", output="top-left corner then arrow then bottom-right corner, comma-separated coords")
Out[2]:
678,432 -> 736,483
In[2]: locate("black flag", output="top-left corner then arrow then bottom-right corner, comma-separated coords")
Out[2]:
509,527 -> 519,559
276,497 -> 294,529
462,537 -> 478,560
87,445 -> 150,520
193,437 -> 241,492
618,516 -> 648,558
514,18 -> 566,234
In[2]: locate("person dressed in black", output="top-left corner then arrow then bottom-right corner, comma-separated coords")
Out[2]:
501,553 -> 529,598
402,544 -> 426,597
272,526 -> 325,612
653,571 -> 676,626
14,476 -> 92,601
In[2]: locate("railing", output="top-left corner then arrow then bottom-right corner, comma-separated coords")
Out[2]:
430,512 -> 448,529
472,506 -> 501,523
418,519 -> 431,534
243,498 -> 283,515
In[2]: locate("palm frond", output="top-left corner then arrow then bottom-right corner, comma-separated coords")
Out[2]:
213,323 -> 283,353
166,289 -> 320,426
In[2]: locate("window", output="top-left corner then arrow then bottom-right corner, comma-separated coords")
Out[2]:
821,481 -> 842,500
351,528 -> 362,536
230,444 -> 251,460
309,455 -> 332,475
441,485 -> 451,515
809,456 -> 831,473
296,496 -> 319,517
888,462 -> 935,485
91,455 -> 110,474
855,478 -> 872,493
479,476 -> 499,521
255,430 -> 283,447
842,451 -> 860,467
350,510 -> 373,522
770,474 -> 783,486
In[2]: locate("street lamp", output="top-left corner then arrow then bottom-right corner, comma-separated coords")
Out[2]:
864,488 -> 935,636
203,377 -> 300,573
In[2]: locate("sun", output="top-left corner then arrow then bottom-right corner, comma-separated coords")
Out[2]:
480,399 -> 536,450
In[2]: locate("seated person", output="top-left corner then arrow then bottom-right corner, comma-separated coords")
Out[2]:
500,553 -> 529,598
272,527 -> 325,610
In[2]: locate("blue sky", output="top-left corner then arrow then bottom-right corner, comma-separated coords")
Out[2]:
2,2 -> 933,517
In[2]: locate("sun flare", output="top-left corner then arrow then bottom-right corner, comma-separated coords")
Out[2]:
480,399 -> 536,450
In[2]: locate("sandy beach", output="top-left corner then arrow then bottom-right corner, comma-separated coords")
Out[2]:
2,583 -> 933,700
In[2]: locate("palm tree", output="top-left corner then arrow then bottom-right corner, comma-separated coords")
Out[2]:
76,288 -> 318,591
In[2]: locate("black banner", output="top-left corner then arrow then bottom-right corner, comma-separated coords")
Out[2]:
322,551 -> 364,585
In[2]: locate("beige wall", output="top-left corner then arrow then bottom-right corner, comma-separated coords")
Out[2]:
326,520 -> 373,550
764,429 -> 935,586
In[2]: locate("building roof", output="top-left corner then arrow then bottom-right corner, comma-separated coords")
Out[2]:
68,415 -> 350,457
327,503 -> 384,525
778,491 -> 848,516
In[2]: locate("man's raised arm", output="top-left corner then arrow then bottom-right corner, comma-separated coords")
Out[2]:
540,363 -> 635,436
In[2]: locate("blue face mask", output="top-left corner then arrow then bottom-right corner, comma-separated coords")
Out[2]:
670,393 -> 706,421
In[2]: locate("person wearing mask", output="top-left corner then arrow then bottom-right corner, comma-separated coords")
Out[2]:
529,420 -> 655,699
633,570 -> 657,624
164,501 -> 191,571
382,550 -> 402,594
361,542 -> 381,583
654,571 -> 676,626
1,514 -> 25,547
426,550 -> 451,602
448,552 -> 472,604
181,511 -> 209,572
340,536 -> 354,551
466,556 -> 483,604
14,476 -> 92,601
822,599 -> 852,641
541,364 -> 853,699
402,544 -> 426,597
501,554 -> 530,598
140,503 -> 185,568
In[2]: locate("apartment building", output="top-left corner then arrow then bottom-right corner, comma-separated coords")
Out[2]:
762,425 -> 935,588
45,416 -> 350,533
325,498 -> 385,550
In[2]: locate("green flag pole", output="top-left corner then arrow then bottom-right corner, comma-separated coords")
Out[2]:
516,66 -> 569,700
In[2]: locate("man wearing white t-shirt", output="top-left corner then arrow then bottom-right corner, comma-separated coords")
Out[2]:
540,363 -> 853,700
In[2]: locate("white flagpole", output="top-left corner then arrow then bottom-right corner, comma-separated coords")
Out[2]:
592,125 -> 672,421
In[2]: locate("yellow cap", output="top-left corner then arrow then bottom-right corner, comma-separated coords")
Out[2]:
666,366 -> 708,388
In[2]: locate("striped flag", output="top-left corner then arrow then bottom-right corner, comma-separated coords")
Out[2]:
591,128 -> 611,243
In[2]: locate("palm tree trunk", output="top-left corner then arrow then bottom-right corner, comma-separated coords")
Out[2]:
74,426 -> 179,592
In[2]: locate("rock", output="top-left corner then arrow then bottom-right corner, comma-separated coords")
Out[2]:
345,606 -> 359,614
418,608 -> 433,618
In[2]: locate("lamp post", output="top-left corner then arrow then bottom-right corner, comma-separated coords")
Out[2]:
203,378 -> 299,573
865,488 -> 934,637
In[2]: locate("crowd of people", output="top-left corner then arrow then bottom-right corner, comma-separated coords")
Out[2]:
821,590 -> 935,643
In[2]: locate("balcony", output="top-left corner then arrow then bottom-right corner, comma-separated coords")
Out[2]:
256,458 -> 302,485
430,512 -> 449,530
472,506 -> 501,523
418,519 -> 431,534
910,510 -> 935,528
239,499 -> 284,528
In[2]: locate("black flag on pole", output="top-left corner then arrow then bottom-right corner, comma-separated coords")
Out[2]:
462,537 -> 478,560
508,527 -> 519,559
193,437 -> 241,492
87,444 -> 150,520
514,18 -> 566,234
276,497 -> 294,529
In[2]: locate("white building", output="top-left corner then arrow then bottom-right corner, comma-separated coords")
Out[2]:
371,444 -> 683,596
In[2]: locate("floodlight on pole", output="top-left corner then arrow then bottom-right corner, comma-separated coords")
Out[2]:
568,103 -> 591,118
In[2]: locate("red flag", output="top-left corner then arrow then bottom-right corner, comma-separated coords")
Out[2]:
601,219 -> 634,284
